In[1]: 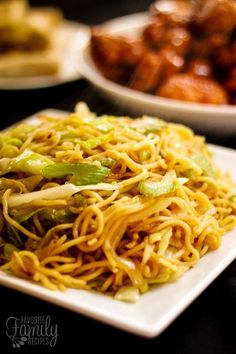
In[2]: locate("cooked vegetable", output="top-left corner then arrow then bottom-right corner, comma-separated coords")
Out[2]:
139,151 -> 151,162
139,171 -> 177,197
141,117 -> 167,134
11,209 -> 42,224
0,149 -> 53,176
9,124 -> 35,139
7,183 -> 119,207
39,208 -> 74,224
6,225 -> 23,248
190,154 -> 215,178
123,127 -> 144,141
99,157 -> 116,167
114,286 -> 140,303
85,118 -> 114,133
0,134 -> 22,148
4,244 -> 19,259
42,163 -> 109,185
229,195 -> 236,203
80,132 -> 113,150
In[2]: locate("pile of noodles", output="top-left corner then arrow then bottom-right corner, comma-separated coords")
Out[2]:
0,102 -> 235,302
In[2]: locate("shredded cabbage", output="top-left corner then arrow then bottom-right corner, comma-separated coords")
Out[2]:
7,183 -> 119,207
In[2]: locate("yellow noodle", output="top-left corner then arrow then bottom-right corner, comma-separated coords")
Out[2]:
0,103 -> 235,301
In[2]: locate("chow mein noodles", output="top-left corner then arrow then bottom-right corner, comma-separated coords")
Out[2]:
0,103 -> 235,301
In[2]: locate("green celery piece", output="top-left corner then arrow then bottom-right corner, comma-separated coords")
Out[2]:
10,150 -> 53,176
123,127 -> 143,141
70,167 -> 109,186
139,172 -> 176,197
99,157 -> 116,167
139,151 -> 151,162
190,154 -> 215,178
144,122 -> 167,134
6,224 -> 23,248
39,208 -> 74,224
42,162 -> 109,185
60,132 -> 79,139
4,243 -> 19,259
0,158 -> 12,174
6,138 -> 22,147
10,124 -> 35,139
73,194 -> 87,208
86,118 -> 114,133
0,134 -> 22,147
11,209 -> 42,224
0,149 -> 54,176
0,237 -> 4,247
80,131 -> 113,150
133,117 -> 167,134
185,169 -> 196,179
19,175 -> 43,192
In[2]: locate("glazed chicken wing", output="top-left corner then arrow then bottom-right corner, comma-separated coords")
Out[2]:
150,0 -> 193,27
91,33 -> 142,82
187,59 -> 213,78
193,0 -> 236,35
191,32 -> 230,57
143,23 -> 191,55
142,19 -> 165,49
129,51 -> 163,92
216,41 -> 236,69
159,47 -> 185,76
129,48 -> 184,92
223,66 -> 236,103
163,27 -> 191,55
158,74 -> 228,104
90,0 -> 236,106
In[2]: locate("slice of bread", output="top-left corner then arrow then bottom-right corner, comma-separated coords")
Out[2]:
0,1 -> 63,77
0,51 -> 59,77
0,0 -> 28,24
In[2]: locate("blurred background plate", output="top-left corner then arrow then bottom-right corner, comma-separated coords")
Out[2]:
0,21 -> 89,90
79,13 -> 236,134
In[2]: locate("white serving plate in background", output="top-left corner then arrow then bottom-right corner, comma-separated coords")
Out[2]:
78,13 -> 236,134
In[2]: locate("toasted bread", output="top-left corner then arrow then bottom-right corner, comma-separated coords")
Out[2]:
0,0 -> 63,77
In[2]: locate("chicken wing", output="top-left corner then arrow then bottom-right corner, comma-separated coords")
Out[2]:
91,33 -> 143,82
150,0 -> 193,27
193,0 -> 236,35
129,48 -> 184,92
157,74 -> 228,104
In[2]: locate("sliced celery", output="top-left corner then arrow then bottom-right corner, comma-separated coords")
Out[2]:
85,118 -> 113,133
139,172 -> 176,197
80,132 -> 113,150
190,154 -> 215,178
42,162 -> 109,185
0,149 -> 53,176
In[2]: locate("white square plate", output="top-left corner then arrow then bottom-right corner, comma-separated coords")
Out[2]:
0,110 -> 236,338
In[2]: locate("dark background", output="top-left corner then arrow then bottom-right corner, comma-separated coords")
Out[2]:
0,1 -> 236,353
